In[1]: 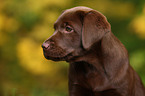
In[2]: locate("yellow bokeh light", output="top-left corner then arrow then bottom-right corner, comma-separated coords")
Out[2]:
130,16 -> 145,39
129,5 -> 145,39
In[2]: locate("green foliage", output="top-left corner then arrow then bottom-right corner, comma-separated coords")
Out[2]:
0,0 -> 145,96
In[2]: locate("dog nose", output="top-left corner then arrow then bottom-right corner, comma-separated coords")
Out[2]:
42,42 -> 50,49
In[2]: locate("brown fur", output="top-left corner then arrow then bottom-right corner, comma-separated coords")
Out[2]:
42,6 -> 145,96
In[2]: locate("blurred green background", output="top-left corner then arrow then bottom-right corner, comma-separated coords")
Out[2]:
0,0 -> 145,96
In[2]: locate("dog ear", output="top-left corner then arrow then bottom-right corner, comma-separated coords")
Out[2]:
82,10 -> 111,50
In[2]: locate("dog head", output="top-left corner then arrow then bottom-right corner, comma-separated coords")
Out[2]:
42,6 -> 111,61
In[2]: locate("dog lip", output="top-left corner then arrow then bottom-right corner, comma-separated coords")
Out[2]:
43,51 -> 73,61
44,55 -> 66,61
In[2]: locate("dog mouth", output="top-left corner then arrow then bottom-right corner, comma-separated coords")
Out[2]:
43,50 -> 73,61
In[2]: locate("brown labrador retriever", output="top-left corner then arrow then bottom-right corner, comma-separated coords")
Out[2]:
42,6 -> 145,96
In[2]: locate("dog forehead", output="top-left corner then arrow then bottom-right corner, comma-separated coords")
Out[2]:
62,6 -> 92,17
55,6 -> 92,24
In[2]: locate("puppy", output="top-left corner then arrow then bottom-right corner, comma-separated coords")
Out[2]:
42,6 -> 145,96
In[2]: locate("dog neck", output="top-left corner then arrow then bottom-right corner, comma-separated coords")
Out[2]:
68,32 -> 131,92
69,32 -> 129,82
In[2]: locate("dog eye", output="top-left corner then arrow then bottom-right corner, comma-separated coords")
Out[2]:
65,26 -> 73,33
